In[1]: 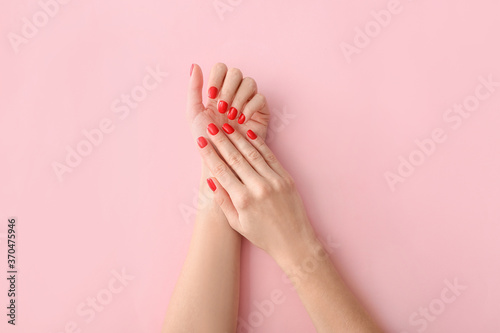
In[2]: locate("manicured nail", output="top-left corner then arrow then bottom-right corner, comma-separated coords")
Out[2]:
222,123 -> 234,134
227,107 -> 237,120
208,86 -> 218,99
197,136 -> 208,148
207,178 -> 217,191
208,123 -> 219,135
190,64 -> 194,76
237,114 -> 246,124
218,100 -> 228,113
247,130 -> 257,140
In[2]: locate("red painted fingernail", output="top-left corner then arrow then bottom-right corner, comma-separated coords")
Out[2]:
207,178 -> 217,191
208,123 -> 219,135
190,64 -> 194,76
197,136 -> 208,148
238,114 -> 246,124
218,100 -> 228,113
247,130 -> 257,140
222,123 -> 234,134
228,107 -> 237,120
208,86 -> 218,99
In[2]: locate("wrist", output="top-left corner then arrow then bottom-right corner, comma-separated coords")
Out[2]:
273,225 -> 325,273
277,237 -> 333,290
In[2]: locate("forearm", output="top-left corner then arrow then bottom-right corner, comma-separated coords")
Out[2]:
276,230 -> 382,333
163,171 -> 241,333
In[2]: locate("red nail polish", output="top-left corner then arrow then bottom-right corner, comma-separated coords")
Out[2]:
190,64 -> 194,76
238,114 -> 246,124
247,130 -> 257,140
207,178 -> 217,191
197,136 -> 208,148
208,123 -> 219,135
218,100 -> 228,113
222,123 -> 234,134
208,86 -> 218,99
228,107 -> 237,120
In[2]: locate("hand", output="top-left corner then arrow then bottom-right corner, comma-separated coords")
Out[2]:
187,63 -> 271,217
196,123 -> 317,262
187,63 -> 270,143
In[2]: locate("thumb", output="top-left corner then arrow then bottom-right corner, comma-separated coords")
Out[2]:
206,177 -> 240,230
186,63 -> 205,122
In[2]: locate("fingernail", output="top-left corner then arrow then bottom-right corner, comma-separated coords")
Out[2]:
190,64 -> 194,76
207,178 -> 217,191
238,114 -> 246,124
222,123 -> 234,134
218,100 -> 228,113
228,107 -> 237,120
247,130 -> 257,140
208,123 -> 219,135
197,136 -> 208,148
208,86 -> 218,99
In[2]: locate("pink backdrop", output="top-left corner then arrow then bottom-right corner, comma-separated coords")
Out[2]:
1,0 -> 499,332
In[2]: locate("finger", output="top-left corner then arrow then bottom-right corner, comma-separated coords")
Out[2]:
207,63 -> 228,104
186,63 -> 205,122
238,93 -> 267,124
221,123 -> 278,179
207,123 -> 261,184
197,135 -> 243,194
217,68 -> 243,114
206,177 -> 240,230
245,129 -> 290,178
227,77 -> 257,121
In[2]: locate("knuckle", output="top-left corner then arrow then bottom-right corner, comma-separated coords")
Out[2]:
246,149 -> 262,163
254,183 -> 272,199
273,176 -> 294,191
255,93 -> 266,105
284,175 -> 295,189
228,68 -> 243,80
213,163 -> 229,178
271,178 -> 286,191
264,151 -> 278,164
213,62 -> 227,73
214,194 -> 225,207
212,134 -> 226,145
235,193 -> 251,209
226,152 -> 243,167
244,77 -> 257,92
199,146 -> 212,158
255,140 -> 266,151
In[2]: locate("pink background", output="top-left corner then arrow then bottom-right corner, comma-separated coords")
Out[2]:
1,0 -> 500,332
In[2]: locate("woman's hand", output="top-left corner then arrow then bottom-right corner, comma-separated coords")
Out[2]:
189,66 -> 382,333
196,124 -> 384,333
187,63 -> 270,143
164,63 -> 272,333
187,63 -> 271,219
196,123 -> 317,262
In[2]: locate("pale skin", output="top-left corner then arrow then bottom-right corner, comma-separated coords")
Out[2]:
163,63 -> 269,333
163,63 -> 383,332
